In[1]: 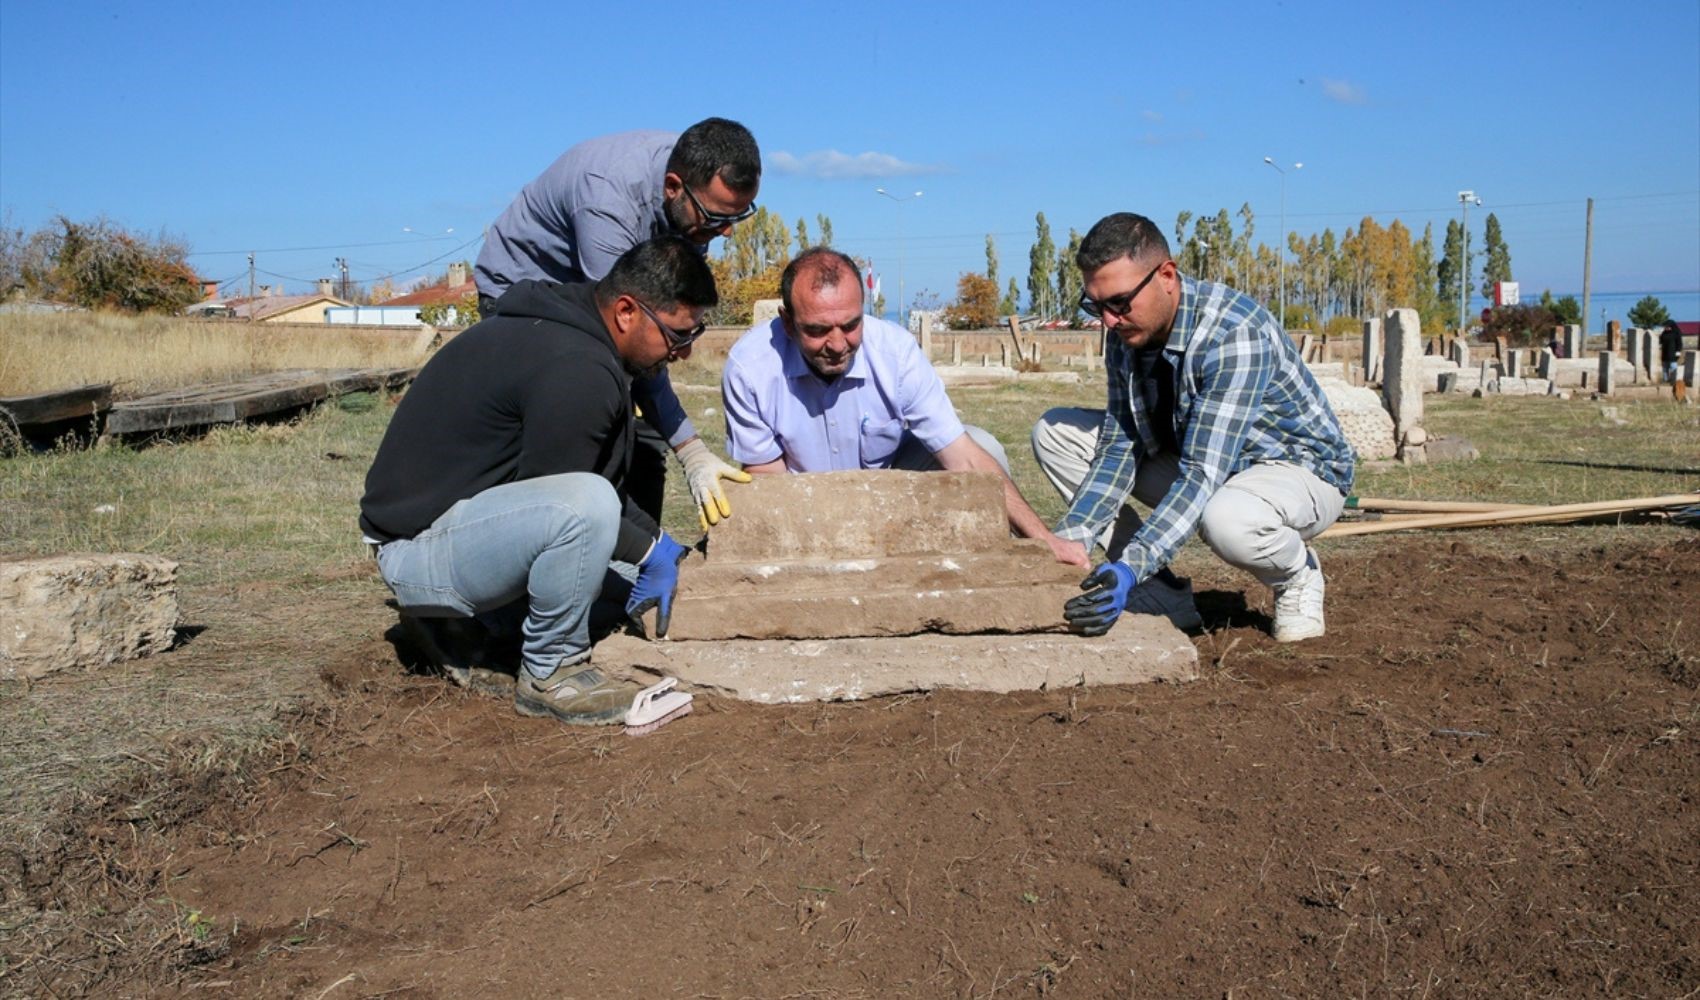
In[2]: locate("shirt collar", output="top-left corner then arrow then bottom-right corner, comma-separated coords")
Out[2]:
1162,273 -> 1200,359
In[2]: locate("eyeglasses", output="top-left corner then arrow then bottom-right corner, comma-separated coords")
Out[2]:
635,300 -> 706,350
1079,261 -> 1165,319
682,184 -> 758,230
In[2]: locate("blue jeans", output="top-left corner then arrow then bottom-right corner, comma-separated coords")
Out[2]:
375,473 -> 621,678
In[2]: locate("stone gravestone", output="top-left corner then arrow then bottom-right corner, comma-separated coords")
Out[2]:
1380,308 -> 1425,457
1539,349 -> 1556,380
597,471 -> 1198,701
1450,338 -> 1471,368
951,338 -> 962,365
1000,343 -> 1011,368
917,312 -> 934,357
1597,350 -> 1616,395
1685,350 -> 1699,393
1361,317 -> 1382,384
1626,328 -> 1643,379
1564,324 -> 1583,359
1505,348 -> 1522,378
1645,329 -> 1661,383
1606,320 -> 1621,353
1,554 -> 179,680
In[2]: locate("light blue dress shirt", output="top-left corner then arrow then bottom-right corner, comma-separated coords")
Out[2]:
721,315 -> 966,472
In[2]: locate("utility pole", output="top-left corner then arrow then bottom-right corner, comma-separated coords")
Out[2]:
247,252 -> 256,323
335,257 -> 351,301
1581,197 -> 1594,339
1456,190 -> 1481,336
1263,157 -> 1301,329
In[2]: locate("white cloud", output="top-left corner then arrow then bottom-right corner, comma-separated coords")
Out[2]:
768,149 -> 948,180
1141,110 -> 1164,123
1320,78 -> 1368,105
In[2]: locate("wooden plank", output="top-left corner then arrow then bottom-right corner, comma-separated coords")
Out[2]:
0,383 -> 113,426
104,367 -> 420,434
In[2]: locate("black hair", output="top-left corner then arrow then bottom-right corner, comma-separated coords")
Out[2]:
667,117 -> 761,194
595,236 -> 719,310
779,246 -> 862,314
1077,212 -> 1172,274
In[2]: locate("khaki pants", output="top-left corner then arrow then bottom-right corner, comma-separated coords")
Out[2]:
1031,407 -> 1344,585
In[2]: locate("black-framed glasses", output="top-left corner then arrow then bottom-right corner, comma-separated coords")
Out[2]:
1079,261 -> 1165,319
682,184 -> 758,229
635,300 -> 706,350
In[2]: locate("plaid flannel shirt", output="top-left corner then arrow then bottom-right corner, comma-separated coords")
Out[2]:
1056,275 -> 1354,583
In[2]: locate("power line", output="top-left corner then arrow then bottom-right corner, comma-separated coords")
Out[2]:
186,236 -> 467,256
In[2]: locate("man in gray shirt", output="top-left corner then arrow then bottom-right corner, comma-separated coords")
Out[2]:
475,117 -> 761,530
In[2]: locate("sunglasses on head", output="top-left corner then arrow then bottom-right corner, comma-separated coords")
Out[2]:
635,300 -> 706,350
1079,261 -> 1165,319
682,184 -> 758,229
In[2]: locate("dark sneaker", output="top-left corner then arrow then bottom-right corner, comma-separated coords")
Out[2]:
514,663 -> 642,726
1126,567 -> 1204,630
397,614 -> 517,697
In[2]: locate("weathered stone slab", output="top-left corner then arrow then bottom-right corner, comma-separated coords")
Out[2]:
1316,381 -> 1396,460
1598,350 -> 1617,395
597,615 -> 1198,703
1,554 -> 178,680
1382,308 -> 1425,452
670,546 -> 1082,640
706,471 -> 1007,562
1361,318 -> 1382,384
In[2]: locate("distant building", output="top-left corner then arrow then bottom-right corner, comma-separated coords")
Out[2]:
223,287 -> 352,324
381,261 -> 477,326
324,304 -> 425,327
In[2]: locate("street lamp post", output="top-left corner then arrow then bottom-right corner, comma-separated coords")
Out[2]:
1263,157 -> 1301,330
1456,191 -> 1481,336
875,188 -> 922,328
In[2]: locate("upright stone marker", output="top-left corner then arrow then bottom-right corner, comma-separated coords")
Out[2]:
917,312 -> 934,357
951,338 -> 962,365
1361,317 -> 1382,383
1642,329 -> 1658,380
1626,328 -> 1643,378
1606,320 -> 1622,353
1000,343 -> 1011,367
1564,324 -> 1583,359
1506,348 -> 1522,378
1684,350 -> 1699,391
1451,338 -> 1471,368
1381,308 -> 1424,447
1539,349 -> 1555,380
1597,350 -> 1616,395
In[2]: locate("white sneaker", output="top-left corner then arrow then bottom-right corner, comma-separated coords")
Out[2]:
1272,548 -> 1325,642
1127,568 -> 1203,630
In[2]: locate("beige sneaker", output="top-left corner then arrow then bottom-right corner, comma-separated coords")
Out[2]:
1272,548 -> 1326,643
514,663 -> 642,726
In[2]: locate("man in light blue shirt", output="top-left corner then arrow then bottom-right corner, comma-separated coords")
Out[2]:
474,118 -> 761,531
723,248 -> 1088,568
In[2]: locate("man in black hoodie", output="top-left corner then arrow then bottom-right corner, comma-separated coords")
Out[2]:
360,237 -> 715,725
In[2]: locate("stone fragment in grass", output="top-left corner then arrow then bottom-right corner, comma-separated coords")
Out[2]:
1,554 -> 178,680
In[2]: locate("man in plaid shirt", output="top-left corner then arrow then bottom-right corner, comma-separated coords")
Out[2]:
1032,212 -> 1354,642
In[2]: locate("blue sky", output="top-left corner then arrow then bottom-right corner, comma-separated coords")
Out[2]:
3,0 -> 1697,316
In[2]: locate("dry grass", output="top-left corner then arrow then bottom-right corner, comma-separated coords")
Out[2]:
0,311 -> 426,397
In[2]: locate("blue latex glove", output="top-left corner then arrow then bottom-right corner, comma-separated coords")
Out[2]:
1063,562 -> 1136,637
626,533 -> 689,638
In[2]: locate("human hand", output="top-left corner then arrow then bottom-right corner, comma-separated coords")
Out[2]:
1063,562 -> 1136,637
1046,535 -> 1091,569
626,533 -> 690,638
677,438 -> 752,530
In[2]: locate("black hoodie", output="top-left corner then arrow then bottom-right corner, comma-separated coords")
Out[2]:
359,280 -> 659,563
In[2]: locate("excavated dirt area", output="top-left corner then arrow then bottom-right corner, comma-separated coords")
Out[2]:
15,538 -> 1700,997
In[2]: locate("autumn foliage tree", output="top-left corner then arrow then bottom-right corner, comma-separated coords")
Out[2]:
15,215 -> 200,313
944,272 -> 999,329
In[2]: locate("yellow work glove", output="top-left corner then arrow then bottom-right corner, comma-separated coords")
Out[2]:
675,438 -> 751,530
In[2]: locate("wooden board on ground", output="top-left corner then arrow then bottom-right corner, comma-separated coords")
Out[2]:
0,383 -> 113,428
105,367 -> 417,435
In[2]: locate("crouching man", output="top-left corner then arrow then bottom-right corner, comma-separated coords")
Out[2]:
1033,213 -> 1354,641
359,237 -> 715,724
721,246 -> 1087,567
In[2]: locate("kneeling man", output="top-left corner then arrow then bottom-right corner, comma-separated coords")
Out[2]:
722,247 -> 1086,567
1033,213 -> 1353,640
360,237 -> 715,725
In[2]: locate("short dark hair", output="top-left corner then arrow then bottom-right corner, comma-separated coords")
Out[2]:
1077,212 -> 1171,274
779,247 -> 863,314
596,236 -> 719,310
668,118 -> 761,195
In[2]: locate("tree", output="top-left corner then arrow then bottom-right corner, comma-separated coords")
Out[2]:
1481,212 -> 1512,290
795,217 -> 811,251
419,293 -> 479,328
708,207 -> 793,324
1055,229 -> 1084,327
27,215 -> 200,313
816,214 -> 834,247
1539,289 -> 1582,324
1437,219 -> 1468,323
984,234 -> 998,286
1482,303 -> 1559,347
1028,212 -> 1056,320
1627,295 -> 1669,329
1000,277 -> 1020,316
944,272 -> 999,329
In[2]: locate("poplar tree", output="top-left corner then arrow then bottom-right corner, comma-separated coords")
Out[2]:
1056,229 -> 1085,326
1481,213 -> 1512,289
985,234 -> 998,285
1028,212 -> 1056,320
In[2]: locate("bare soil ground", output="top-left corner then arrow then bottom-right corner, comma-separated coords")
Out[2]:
8,536 -> 1697,998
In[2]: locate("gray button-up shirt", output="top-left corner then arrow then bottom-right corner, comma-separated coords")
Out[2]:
475,130 -> 697,446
